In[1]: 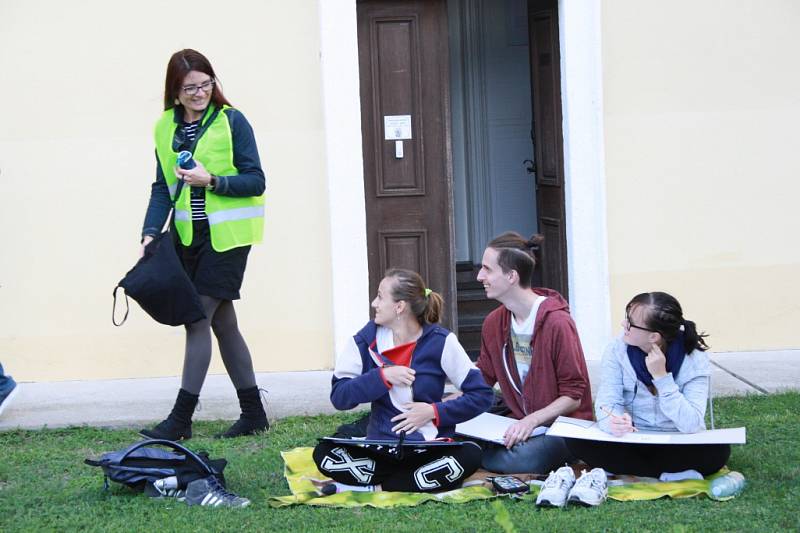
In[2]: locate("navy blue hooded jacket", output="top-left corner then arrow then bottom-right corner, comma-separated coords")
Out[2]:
331,321 -> 493,441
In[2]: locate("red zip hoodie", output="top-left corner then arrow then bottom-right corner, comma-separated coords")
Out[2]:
476,287 -> 593,422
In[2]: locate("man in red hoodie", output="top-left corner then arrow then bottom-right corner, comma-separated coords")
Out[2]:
475,232 -> 593,474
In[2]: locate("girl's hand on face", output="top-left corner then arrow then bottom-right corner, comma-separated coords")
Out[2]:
391,402 -> 434,434
645,343 -> 668,379
176,161 -> 212,187
382,366 -> 416,387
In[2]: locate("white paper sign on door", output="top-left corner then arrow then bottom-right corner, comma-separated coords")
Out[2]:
384,115 -> 412,140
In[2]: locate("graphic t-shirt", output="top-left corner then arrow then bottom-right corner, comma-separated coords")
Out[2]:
510,296 -> 546,383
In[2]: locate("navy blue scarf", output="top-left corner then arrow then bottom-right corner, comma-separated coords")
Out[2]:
626,333 -> 686,387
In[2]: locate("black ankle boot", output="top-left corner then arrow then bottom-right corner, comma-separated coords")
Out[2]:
216,386 -> 269,439
140,388 -> 198,441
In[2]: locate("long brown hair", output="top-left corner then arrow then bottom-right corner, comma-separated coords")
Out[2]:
385,269 -> 444,325
163,49 -> 232,110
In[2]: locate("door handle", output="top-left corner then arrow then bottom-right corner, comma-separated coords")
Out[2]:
523,159 -> 536,174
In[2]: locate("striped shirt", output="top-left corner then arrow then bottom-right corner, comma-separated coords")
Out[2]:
182,121 -> 208,221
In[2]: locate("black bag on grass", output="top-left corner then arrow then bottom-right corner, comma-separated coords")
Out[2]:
84,439 -> 227,492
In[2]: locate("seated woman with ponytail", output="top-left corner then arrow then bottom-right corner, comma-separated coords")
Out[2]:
565,291 -> 731,478
312,269 -> 493,493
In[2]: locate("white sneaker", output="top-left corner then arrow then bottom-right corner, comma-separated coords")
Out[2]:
536,466 -> 576,508
567,468 -> 608,507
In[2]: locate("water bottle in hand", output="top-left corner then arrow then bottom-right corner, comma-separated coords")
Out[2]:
177,150 -> 196,170
709,471 -> 746,499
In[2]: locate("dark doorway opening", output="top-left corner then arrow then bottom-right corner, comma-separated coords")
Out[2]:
450,0 -> 567,357
357,0 -> 567,358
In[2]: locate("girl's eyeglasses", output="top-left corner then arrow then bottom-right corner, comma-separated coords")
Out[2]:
623,313 -> 657,333
182,79 -> 215,96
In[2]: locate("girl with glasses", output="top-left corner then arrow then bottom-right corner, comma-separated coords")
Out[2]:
139,49 -> 268,440
565,291 -> 731,478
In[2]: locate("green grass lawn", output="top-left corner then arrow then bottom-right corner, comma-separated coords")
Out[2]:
1,392 -> 798,532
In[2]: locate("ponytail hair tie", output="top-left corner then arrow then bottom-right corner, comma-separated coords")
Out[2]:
424,288 -> 432,298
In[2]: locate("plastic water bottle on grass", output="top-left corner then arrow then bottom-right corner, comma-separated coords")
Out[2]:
710,471 -> 746,499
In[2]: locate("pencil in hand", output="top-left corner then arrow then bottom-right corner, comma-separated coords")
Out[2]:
600,405 -> 638,432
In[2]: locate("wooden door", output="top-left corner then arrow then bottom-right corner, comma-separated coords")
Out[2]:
528,0 -> 569,299
357,0 -> 456,328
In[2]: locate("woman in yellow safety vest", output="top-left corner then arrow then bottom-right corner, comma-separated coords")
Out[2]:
139,49 -> 267,440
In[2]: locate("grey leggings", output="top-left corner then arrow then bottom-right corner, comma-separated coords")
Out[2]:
181,295 -> 257,394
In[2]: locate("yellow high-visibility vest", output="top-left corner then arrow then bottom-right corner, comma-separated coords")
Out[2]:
154,105 -> 264,251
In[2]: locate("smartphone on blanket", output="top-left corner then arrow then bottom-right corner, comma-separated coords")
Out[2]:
491,475 -> 530,494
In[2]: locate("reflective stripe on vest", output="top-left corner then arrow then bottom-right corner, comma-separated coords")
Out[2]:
207,205 -> 265,225
153,105 -> 265,252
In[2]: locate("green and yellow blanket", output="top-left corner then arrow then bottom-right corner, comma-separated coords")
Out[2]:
268,447 -> 736,508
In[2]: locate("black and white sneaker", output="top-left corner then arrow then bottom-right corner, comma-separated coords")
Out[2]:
184,476 -> 250,508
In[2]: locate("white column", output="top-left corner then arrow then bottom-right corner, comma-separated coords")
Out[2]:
559,0 -> 612,359
318,0 -> 371,358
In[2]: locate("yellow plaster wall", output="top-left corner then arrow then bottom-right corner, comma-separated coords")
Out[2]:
602,0 -> 800,351
0,1 -> 334,380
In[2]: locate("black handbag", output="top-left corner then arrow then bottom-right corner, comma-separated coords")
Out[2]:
112,106 -> 223,327
113,224 -> 206,326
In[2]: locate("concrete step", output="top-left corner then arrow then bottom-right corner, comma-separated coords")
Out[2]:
2,352 -> 794,431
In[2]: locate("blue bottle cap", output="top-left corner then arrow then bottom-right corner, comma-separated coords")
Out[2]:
177,151 -> 196,169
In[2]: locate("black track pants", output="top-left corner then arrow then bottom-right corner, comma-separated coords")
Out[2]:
313,439 -> 482,492
565,438 -> 731,477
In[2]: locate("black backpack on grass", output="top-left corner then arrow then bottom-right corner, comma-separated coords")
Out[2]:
85,439 -> 227,492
